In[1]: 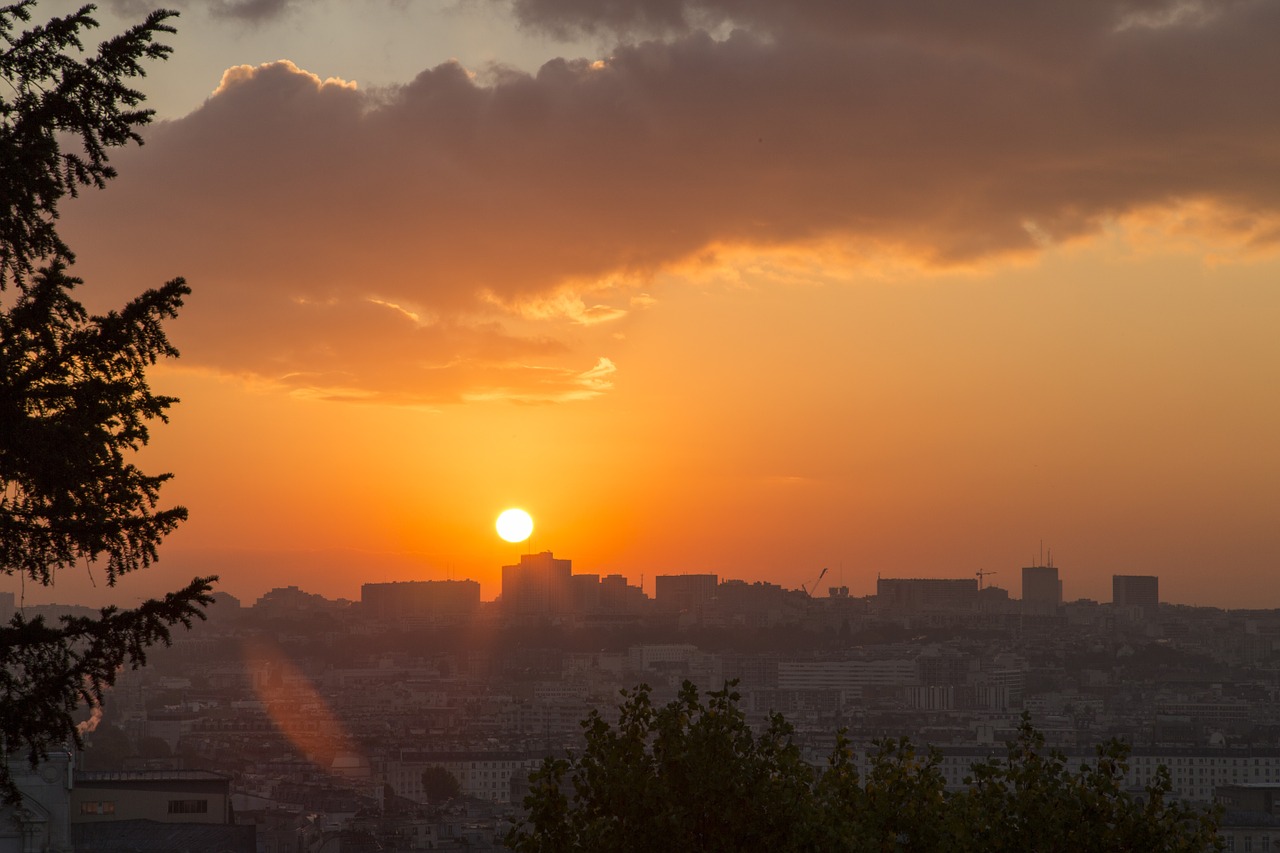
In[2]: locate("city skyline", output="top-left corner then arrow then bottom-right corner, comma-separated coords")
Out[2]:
0,548 -> 1241,613
9,0 -> 1279,610
8,6 -> 1280,850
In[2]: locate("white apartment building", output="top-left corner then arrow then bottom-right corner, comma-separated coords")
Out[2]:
778,659 -> 918,692
382,752 -> 541,804
922,746 -> 1280,804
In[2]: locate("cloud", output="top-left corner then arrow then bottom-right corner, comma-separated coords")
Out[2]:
503,0 -> 1251,63
460,356 -> 617,403
104,0 -> 298,23
211,60 -> 357,98
61,1 -> 1280,403
211,0 -> 294,23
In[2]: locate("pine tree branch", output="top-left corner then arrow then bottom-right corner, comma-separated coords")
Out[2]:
0,575 -> 216,804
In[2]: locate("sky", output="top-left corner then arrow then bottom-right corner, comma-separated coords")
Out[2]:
9,0 -> 1280,609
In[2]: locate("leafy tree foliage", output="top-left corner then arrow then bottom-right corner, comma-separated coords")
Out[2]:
420,766 -> 462,802
1,1 -> 213,802
507,682 -> 1223,852
78,721 -> 132,769
950,724 -> 1221,853
520,682 -> 815,852
135,734 -> 170,761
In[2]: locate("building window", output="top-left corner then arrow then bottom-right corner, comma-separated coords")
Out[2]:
167,799 -> 209,815
79,801 -> 115,816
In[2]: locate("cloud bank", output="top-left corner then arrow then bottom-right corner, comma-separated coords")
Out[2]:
65,0 -> 1280,403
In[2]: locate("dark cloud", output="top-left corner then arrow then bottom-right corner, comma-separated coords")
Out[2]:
104,0 -> 297,23
504,0 -> 1258,65
62,0 -> 1280,403
209,0 -> 295,23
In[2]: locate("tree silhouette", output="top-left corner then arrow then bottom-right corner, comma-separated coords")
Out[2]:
508,682 -> 1223,852
1,1 -> 214,802
421,766 -> 461,802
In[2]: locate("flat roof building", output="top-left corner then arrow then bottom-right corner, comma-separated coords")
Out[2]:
361,580 -> 480,622
1113,575 -> 1159,609
654,574 -> 718,613
72,770 -> 234,825
876,578 -> 979,614
1021,565 -> 1062,614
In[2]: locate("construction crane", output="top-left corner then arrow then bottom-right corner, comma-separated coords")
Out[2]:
803,567 -> 829,598
975,568 -> 998,589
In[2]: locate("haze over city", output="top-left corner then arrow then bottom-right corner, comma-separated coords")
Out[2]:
11,0 -> 1280,610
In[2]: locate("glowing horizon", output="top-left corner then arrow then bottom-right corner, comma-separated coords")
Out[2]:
7,0 -> 1278,612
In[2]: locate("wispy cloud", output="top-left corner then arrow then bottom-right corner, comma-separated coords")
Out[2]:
460,356 -> 617,403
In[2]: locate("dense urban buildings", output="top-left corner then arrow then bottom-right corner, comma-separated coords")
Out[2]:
10,554 -> 1280,850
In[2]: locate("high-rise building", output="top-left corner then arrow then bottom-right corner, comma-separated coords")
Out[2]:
570,573 -> 602,613
501,551 -> 572,616
599,573 -> 646,613
654,574 -> 718,613
1113,575 -> 1159,609
1021,565 -> 1062,613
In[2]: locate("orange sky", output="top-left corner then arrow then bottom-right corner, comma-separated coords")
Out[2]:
10,0 -> 1280,609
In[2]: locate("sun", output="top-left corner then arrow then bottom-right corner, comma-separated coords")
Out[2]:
496,508 -> 534,543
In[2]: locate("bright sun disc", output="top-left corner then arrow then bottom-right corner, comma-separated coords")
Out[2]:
496,508 -> 534,543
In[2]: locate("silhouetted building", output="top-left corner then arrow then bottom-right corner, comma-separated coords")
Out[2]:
977,585 -> 1012,612
599,573 -> 646,613
1021,565 -> 1062,614
252,585 -> 347,616
1113,575 -> 1158,608
654,574 -> 718,613
361,580 -> 480,622
876,578 -> 978,614
712,580 -> 798,627
501,551 -> 572,617
570,573 -> 602,613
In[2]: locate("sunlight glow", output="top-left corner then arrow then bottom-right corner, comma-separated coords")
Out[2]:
496,508 -> 534,543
